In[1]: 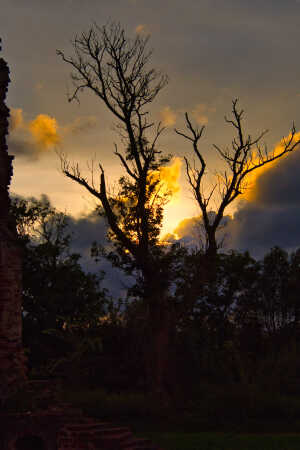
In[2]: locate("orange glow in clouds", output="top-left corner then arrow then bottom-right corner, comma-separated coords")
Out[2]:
152,157 -> 182,203
244,131 -> 300,201
29,114 -> 60,149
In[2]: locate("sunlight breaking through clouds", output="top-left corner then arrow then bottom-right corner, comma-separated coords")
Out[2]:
155,157 -> 182,202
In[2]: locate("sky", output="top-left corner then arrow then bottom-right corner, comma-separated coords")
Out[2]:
2,0 -> 300,284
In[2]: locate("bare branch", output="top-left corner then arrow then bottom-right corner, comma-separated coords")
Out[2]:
114,144 -> 138,180
177,99 -> 300,258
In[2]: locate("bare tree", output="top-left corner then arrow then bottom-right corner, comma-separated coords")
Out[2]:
57,22 -> 177,403
176,99 -> 300,260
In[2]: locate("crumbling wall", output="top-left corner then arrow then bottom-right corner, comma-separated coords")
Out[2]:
0,57 -> 27,402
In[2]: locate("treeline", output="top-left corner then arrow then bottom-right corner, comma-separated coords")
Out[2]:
9,22 -> 300,422
13,195 -> 300,407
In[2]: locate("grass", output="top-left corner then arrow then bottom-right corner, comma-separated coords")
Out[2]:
6,383 -> 300,449
133,432 -> 300,450
57,386 -> 300,449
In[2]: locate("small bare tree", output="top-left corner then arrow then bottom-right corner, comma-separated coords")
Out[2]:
176,99 -> 300,260
57,22 -> 178,402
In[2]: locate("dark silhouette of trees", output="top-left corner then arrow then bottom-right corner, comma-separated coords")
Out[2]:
11,196 -> 108,370
57,22 -> 178,403
175,100 -> 300,261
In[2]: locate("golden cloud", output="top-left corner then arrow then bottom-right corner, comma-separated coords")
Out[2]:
29,114 -> 61,149
161,215 -> 201,244
151,157 -> 182,202
8,108 -> 98,160
173,216 -> 201,239
159,106 -> 177,127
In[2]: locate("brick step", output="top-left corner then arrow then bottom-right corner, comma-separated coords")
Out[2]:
123,443 -> 161,450
56,410 -> 165,450
123,437 -> 164,450
124,446 -> 161,450
74,430 -> 133,442
64,426 -> 132,436
63,421 -> 113,431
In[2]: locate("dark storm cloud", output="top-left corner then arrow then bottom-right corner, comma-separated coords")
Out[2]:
5,0 -> 300,262
4,0 -> 300,140
8,137 -> 40,161
253,150 -> 300,208
68,211 -> 133,298
225,148 -> 300,258
226,203 -> 300,258
167,146 -> 300,259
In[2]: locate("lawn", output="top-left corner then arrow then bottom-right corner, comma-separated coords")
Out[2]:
58,387 -> 300,449
133,432 -> 300,450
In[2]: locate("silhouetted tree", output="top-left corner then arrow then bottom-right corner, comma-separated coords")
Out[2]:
11,196 -> 108,367
57,22 -> 179,403
175,100 -> 300,262
258,247 -> 291,334
288,248 -> 300,334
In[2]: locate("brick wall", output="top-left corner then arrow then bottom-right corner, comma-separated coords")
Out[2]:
0,57 -> 27,403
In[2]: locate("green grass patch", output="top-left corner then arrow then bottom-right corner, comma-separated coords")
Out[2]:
57,386 -> 300,449
134,432 -> 300,450
59,387 -> 161,419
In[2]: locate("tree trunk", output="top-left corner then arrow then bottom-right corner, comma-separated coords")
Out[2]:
205,233 -> 218,284
144,290 -> 175,407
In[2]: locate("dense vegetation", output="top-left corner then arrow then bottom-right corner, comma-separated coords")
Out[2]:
6,23 -> 300,448
10,195 -> 300,436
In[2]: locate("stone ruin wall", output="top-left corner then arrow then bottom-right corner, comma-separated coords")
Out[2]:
0,57 -> 27,401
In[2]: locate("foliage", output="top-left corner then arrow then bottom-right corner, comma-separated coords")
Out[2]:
57,21 -> 187,400
11,195 -> 108,330
10,195 -> 109,369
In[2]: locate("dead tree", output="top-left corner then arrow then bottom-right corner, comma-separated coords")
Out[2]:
176,99 -> 300,261
57,22 -> 177,403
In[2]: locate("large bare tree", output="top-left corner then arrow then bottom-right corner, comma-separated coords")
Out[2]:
176,100 -> 300,260
57,22 -> 178,403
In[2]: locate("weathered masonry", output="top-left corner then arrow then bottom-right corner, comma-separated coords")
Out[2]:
0,54 -> 27,403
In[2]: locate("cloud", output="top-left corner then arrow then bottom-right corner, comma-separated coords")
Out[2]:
159,106 -> 177,127
62,116 -> 97,135
173,216 -> 201,240
158,157 -> 182,200
8,108 -> 97,160
8,137 -> 39,159
8,111 -> 61,160
244,130 -> 300,202
191,103 -> 216,125
151,157 -> 182,202
9,108 -> 24,131
135,24 -> 149,35
167,139 -> 300,257
165,138 -> 300,257
14,193 -> 133,299
164,212 -> 230,249
67,210 -> 134,298
29,114 -> 61,149
221,138 -> 300,257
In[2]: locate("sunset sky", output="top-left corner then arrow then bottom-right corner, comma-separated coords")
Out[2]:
2,0 -> 300,269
